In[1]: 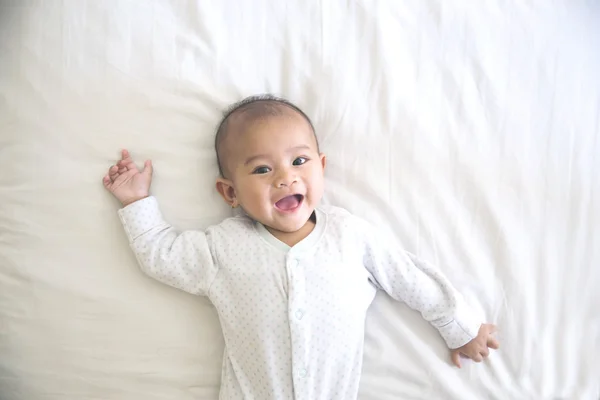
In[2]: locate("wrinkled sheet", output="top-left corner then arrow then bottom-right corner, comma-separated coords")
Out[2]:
1,1 -> 599,399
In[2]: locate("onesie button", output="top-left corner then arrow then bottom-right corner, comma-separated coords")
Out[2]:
295,309 -> 304,320
291,259 -> 299,268
298,368 -> 307,378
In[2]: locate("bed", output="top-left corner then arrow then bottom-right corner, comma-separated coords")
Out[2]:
1,1 -> 599,399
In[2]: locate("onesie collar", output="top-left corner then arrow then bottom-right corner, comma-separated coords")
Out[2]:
254,207 -> 326,254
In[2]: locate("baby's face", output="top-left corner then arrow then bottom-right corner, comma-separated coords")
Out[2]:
221,112 -> 325,234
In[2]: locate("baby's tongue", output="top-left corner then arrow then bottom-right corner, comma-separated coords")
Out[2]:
276,195 -> 300,210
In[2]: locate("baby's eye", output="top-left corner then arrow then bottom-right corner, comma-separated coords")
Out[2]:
252,166 -> 271,174
293,157 -> 308,166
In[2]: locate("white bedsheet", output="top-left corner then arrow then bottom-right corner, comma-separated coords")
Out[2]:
1,1 -> 599,399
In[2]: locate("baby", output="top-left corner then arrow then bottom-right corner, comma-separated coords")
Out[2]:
103,95 -> 499,400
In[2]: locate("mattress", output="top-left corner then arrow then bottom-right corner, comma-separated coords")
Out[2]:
1,1 -> 599,399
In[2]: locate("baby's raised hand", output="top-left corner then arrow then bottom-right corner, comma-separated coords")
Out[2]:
103,149 -> 153,207
451,323 -> 499,368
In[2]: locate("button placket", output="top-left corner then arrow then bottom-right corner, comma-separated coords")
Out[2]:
287,254 -> 309,391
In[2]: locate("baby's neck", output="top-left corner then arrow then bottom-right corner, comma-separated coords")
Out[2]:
266,214 -> 316,247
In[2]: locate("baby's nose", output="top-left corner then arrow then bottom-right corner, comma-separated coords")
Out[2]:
275,170 -> 297,187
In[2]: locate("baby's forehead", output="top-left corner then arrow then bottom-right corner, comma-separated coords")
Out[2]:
222,105 -> 314,148
224,112 -> 315,155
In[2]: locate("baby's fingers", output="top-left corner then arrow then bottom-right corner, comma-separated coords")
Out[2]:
121,149 -> 132,161
487,336 -> 500,350
451,350 -> 462,368
108,165 -> 119,180
119,160 -> 138,171
102,175 -> 111,187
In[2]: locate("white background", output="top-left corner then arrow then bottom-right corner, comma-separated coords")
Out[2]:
0,1 -> 599,398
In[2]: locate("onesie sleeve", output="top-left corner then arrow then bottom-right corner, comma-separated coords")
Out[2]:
355,217 -> 482,349
117,196 -> 219,296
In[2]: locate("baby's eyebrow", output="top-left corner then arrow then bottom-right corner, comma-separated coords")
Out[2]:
244,145 -> 312,166
244,154 -> 268,166
289,145 -> 311,152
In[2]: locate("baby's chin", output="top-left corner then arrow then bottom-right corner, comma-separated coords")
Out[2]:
264,213 -> 314,234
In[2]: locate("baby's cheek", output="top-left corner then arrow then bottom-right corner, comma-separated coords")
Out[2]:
310,177 -> 325,199
241,187 -> 270,212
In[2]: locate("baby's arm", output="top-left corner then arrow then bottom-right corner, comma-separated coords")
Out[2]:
103,150 -> 218,295
356,217 -> 498,366
118,197 -> 218,295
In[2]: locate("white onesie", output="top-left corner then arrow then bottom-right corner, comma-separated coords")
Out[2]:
118,197 -> 481,400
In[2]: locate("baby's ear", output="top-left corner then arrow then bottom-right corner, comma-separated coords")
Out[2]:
320,153 -> 327,170
215,178 -> 237,207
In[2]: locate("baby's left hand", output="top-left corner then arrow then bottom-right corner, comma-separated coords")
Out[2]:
451,323 -> 499,368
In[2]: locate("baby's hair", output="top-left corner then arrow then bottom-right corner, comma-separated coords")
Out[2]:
215,94 -> 318,177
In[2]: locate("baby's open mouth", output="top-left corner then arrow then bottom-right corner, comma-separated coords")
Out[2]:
275,194 -> 304,211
